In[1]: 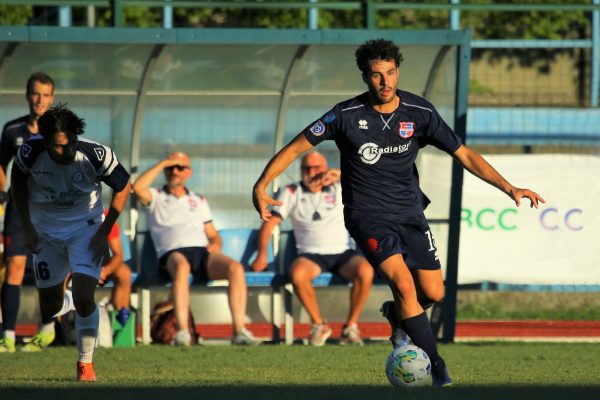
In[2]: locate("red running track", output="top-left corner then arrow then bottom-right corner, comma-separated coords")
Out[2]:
16,320 -> 600,340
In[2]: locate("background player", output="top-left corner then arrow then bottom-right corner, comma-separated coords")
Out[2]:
0,72 -> 58,353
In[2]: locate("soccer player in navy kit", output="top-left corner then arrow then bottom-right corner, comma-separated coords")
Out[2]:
11,104 -> 131,381
0,72 -> 58,353
253,39 -> 545,387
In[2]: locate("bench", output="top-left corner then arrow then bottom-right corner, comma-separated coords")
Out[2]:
133,228 -> 354,345
134,228 -> 287,344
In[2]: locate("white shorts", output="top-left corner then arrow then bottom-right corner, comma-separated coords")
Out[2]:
33,223 -> 102,288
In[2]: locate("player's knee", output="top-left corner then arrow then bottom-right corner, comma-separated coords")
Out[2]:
72,290 -> 96,316
227,261 -> 244,281
120,265 -> 132,283
290,266 -> 312,286
392,277 -> 417,300
355,261 -> 374,283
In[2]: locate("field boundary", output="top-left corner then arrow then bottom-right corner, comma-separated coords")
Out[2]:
16,320 -> 600,343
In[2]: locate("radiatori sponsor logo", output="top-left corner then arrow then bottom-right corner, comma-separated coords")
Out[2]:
358,141 -> 412,164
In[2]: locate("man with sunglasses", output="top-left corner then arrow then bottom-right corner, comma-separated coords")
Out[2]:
252,151 -> 373,346
133,152 -> 259,346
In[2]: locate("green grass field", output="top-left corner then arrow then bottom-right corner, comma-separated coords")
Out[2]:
1,342 -> 599,400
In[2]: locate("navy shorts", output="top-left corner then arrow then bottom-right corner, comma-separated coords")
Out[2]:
344,209 -> 440,270
159,247 -> 210,283
297,249 -> 359,278
3,200 -> 30,258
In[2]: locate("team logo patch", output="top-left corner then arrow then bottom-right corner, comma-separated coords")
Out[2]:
324,193 -> 335,205
309,121 -> 326,136
398,121 -> 414,139
94,147 -> 106,161
21,143 -> 32,157
323,112 -> 336,124
366,238 -> 379,253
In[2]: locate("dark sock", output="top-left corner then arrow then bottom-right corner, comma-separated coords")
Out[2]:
39,290 -> 55,325
1,283 -> 20,331
402,312 -> 446,374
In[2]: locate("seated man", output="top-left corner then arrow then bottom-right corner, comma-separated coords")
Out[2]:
133,152 -> 259,346
99,212 -> 131,312
251,151 -> 374,346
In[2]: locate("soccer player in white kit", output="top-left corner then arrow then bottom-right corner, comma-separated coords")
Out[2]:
11,104 -> 131,382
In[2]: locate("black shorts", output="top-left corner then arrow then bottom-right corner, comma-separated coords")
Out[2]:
297,249 -> 359,278
159,247 -> 210,283
344,209 -> 441,270
3,200 -> 30,258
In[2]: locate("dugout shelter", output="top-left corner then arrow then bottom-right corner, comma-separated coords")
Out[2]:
0,27 -> 471,341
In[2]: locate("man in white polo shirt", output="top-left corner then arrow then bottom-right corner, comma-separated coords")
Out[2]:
251,151 -> 373,346
133,151 -> 258,346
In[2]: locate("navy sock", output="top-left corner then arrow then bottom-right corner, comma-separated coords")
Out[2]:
39,292 -> 56,325
1,283 -> 20,331
402,312 -> 446,374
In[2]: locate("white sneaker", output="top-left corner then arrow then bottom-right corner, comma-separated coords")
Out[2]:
309,323 -> 332,347
340,324 -> 364,346
172,329 -> 192,346
231,328 -> 260,346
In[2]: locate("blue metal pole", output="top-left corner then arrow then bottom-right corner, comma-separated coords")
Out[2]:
591,0 -> 599,107
59,6 -> 72,27
308,0 -> 318,29
450,0 -> 460,30
164,0 -> 173,29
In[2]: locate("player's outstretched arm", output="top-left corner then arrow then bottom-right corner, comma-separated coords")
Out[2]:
90,181 -> 132,264
253,133 -> 314,221
453,145 -> 545,208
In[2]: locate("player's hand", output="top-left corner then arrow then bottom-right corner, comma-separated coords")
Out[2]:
23,227 -> 41,254
252,184 -> 282,222
510,188 -> 545,209
250,253 -> 268,272
321,168 -> 341,186
89,230 -> 110,265
98,269 -> 108,286
162,152 -> 188,168
206,242 -> 221,254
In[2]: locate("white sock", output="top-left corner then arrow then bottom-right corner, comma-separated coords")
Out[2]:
54,289 -> 76,317
76,306 -> 99,363
4,330 -> 15,341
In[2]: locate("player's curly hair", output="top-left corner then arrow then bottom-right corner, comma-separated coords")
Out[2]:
355,39 -> 404,75
38,103 -> 86,139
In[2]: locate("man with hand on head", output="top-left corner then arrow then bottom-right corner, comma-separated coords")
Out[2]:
133,152 -> 259,346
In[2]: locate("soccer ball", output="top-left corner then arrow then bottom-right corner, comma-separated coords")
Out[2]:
385,344 -> 432,387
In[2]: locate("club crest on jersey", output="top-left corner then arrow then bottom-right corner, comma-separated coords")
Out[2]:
309,121 -> 325,136
21,143 -> 32,157
94,147 -> 105,161
398,121 -> 414,139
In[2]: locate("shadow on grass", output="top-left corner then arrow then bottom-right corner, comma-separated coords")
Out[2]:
2,385 -> 600,400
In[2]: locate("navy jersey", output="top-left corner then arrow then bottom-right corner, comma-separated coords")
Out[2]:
303,90 -> 462,215
13,136 -> 130,236
0,115 -> 33,172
